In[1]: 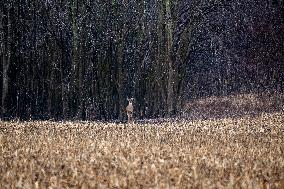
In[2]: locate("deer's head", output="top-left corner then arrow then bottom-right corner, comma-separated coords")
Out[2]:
127,98 -> 134,105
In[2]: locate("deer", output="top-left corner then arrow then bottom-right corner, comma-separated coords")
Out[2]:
126,98 -> 134,123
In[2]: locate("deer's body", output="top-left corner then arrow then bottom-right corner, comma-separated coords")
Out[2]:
126,98 -> 134,123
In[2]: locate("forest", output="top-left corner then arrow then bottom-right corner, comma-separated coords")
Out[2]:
1,0 -> 284,121
1,1 -> 284,188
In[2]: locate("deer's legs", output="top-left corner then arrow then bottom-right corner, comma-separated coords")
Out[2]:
127,112 -> 133,123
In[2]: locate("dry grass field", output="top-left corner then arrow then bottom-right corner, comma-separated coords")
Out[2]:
186,93 -> 284,120
0,112 -> 284,188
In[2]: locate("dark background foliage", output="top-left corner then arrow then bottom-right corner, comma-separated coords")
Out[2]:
1,0 -> 283,120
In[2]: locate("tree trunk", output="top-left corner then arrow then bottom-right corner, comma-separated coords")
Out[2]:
60,45 -> 70,119
165,0 -> 174,116
71,0 -> 79,118
1,7 -> 11,117
76,59 -> 84,119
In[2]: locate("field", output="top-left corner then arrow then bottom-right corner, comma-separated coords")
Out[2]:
0,112 -> 284,188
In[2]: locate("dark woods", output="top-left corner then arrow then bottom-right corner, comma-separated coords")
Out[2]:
1,0 -> 284,121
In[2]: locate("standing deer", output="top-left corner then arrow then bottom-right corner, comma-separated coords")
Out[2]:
126,98 -> 134,123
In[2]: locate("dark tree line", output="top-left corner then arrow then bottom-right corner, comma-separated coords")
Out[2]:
1,0 -> 284,120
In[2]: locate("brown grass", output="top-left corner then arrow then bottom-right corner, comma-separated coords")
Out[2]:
0,112 -> 284,188
186,93 -> 284,119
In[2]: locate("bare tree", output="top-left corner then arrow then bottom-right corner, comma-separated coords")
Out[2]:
1,4 -> 11,117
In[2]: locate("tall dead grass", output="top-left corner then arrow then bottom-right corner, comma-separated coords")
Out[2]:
0,112 -> 284,188
186,93 -> 284,119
